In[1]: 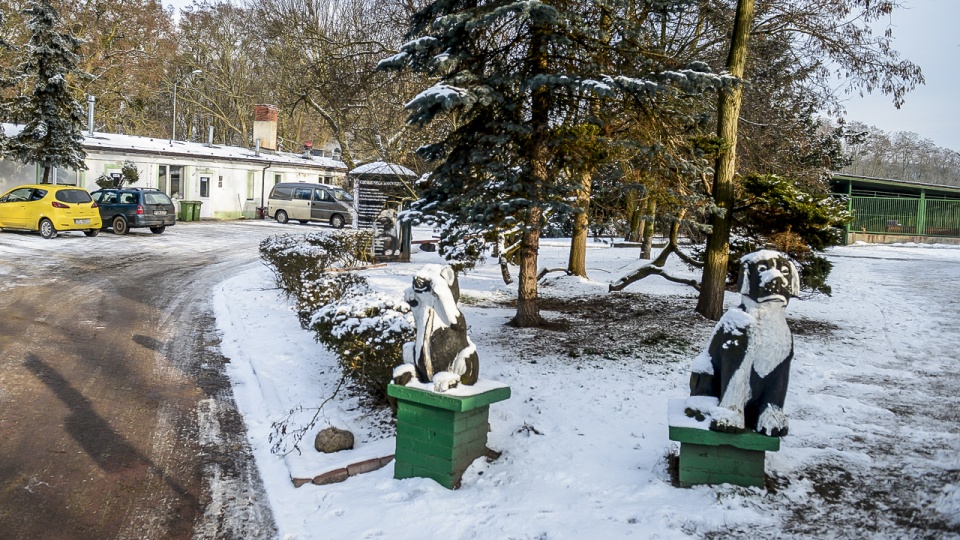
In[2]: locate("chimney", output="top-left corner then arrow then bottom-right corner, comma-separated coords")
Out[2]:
302,141 -> 313,158
87,95 -> 96,136
252,104 -> 279,151
207,125 -> 214,146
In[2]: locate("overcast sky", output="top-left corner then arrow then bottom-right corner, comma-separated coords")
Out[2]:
163,0 -> 959,152
839,0 -> 960,152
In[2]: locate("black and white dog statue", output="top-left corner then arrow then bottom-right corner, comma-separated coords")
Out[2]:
687,250 -> 800,436
393,264 -> 479,392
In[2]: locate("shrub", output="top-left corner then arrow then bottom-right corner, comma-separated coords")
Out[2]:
728,174 -> 851,295
259,229 -> 411,405
259,229 -> 374,298
311,288 -> 414,404
294,272 -> 369,327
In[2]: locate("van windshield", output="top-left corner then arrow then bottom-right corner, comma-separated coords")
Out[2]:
331,188 -> 353,202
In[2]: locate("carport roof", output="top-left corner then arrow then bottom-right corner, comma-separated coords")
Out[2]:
349,161 -> 417,177
831,173 -> 960,198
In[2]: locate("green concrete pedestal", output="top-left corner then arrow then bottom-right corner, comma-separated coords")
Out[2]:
669,425 -> 780,488
389,382 -> 510,489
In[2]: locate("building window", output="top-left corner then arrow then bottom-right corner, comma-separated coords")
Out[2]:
274,173 -> 282,185
55,168 -> 79,186
170,165 -> 183,198
158,165 -> 168,193
200,176 -> 210,198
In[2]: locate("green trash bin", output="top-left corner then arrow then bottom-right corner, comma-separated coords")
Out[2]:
179,200 -> 201,221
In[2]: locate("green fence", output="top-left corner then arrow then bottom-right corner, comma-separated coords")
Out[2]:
925,199 -> 960,236
850,196 -> 960,236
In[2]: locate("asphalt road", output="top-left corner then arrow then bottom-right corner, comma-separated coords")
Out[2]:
0,220 -> 297,539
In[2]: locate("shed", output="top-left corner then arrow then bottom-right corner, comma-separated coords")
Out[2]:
349,162 -> 419,262
831,173 -> 960,245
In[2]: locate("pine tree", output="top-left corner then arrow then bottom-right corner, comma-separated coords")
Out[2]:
7,0 -> 87,183
0,11 -> 13,152
381,0 -> 724,327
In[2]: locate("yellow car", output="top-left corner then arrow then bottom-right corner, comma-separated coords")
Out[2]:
0,184 -> 102,238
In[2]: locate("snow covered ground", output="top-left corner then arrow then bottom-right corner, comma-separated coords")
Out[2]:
213,236 -> 960,539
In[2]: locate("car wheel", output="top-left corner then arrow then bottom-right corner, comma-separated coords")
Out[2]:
331,214 -> 345,229
112,216 -> 129,235
275,210 -> 289,224
39,219 -> 57,239
150,226 -> 166,234
84,229 -> 99,237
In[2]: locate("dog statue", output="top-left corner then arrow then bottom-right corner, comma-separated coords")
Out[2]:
376,208 -> 400,256
687,250 -> 800,436
393,264 -> 479,392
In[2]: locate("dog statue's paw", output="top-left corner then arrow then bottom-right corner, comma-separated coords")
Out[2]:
392,364 -> 417,386
756,405 -> 789,437
684,407 -> 707,422
708,406 -> 745,434
684,396 -> 719,424
432,371 -> 460,392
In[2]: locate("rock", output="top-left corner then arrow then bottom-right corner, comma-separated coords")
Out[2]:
314,427 -> 354,453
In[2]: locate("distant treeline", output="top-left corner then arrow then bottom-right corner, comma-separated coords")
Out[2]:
841,122 -> 960,187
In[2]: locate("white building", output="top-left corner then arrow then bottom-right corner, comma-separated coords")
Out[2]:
1,115 -> 347,220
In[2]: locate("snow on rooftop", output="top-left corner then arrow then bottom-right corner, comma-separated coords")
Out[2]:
1,123 -> 346,171
349,161 -> 417,177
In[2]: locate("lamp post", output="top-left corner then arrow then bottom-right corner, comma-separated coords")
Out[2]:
170,69 -> 202,145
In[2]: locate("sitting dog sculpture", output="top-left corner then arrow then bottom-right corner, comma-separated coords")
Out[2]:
393,264 -> 479,392
687,250 -> 800,436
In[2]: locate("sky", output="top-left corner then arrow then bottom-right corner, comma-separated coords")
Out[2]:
162,0 -> 959,152
838,0 -> 960,152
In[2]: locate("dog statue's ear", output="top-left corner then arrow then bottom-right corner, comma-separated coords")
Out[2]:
738,262 -> 751,295
787,259 -> 800,297
440,265 -> 460,303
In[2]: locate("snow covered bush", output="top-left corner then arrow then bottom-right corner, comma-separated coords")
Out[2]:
293,272 -> 368,327
311,288 -> 414,404
259,229 -> 411,404
730,174 -> 852,295
259,229 -> 373,298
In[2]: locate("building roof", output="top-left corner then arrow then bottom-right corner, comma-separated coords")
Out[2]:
349,161 -> 417,177
1,123 -> 347,172
831,172 -> 960,198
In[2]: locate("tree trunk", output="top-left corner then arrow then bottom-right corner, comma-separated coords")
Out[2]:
513,206 -> 543,327
625,190 -> 645,242
511,22 -> 551,328
696,0 -> 755,321
567,170 -> 591,278
641,198 -> 657,259
41,167 -> 51,184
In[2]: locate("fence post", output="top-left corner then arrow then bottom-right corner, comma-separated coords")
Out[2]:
918,189 -> 927,236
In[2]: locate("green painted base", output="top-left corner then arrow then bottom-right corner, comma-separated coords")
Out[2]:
389,383 -> 510,489
669,426 -> 779,488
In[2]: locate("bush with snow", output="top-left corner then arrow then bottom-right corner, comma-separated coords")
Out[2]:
259,230 -> 411,404
259,229 -> 373,299
311,286 -> 414,404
